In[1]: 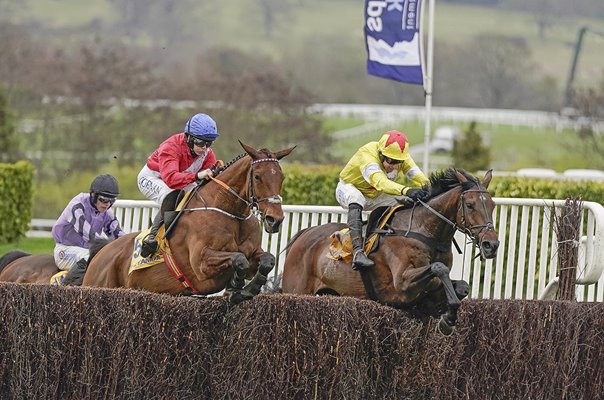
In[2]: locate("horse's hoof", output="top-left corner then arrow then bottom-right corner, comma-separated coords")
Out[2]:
226,290 -> 253,305
437,316 -> 455,336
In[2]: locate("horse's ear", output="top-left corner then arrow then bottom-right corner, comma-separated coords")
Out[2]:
239,140 -> 262,159
482,169 -> 493,188
273,146 -> 296,160
454,169 -> 468,183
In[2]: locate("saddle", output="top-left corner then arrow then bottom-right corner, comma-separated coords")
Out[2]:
327,204 -> 406,263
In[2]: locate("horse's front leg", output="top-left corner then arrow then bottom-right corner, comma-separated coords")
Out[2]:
399,261 -> 461,336
240,251 -> 276,297
224,252 -> 250,303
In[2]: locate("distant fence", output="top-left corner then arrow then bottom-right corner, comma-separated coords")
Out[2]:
29,198 -> 604,301
310,103 -> 604,132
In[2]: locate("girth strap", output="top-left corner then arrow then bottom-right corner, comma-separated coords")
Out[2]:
163,245 -> 199,293
384,229 -> 452,254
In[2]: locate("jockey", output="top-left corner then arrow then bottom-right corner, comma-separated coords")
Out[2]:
52,174 -> 125,285
137,112 -> 222,258
335,130 -> 430,270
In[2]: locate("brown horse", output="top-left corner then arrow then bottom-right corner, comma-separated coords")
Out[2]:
0,250 -> 58,284
82,141 -> 294,302
281,168 -> 500,334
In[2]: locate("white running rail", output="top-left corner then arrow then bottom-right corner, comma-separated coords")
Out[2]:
31,198 -> 604,301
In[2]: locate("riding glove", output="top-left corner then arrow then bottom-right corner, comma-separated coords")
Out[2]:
406,188 -> 430,202
197,169 -> 213,181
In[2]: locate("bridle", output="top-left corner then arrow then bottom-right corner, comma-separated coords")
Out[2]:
189,157 -> 283,222
415,185 -> 495,258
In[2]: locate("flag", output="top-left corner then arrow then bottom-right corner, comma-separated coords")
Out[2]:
364,0 -> 424,85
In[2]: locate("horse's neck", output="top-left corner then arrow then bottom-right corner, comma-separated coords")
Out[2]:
196,159 -> 251,214
398,188 -> 461,241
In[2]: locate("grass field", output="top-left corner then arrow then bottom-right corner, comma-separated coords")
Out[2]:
0,237 -> 55,256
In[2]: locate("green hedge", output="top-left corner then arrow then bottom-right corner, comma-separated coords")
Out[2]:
489,176 -> 604,203
281,165 -> 604,206
0,161 -> 34,243
29,165 -> 604,219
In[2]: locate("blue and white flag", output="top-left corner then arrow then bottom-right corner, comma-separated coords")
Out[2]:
364,0 -> 424,85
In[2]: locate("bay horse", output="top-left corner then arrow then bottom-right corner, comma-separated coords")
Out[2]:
82,141 -> 294,302
281,168 -> 500,335
0,251 -> 58,284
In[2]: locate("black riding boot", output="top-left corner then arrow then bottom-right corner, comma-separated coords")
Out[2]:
140,212 -> 163,258
348,203 -> 375,270
63,258 -> 88,286
140,190 -> 180,258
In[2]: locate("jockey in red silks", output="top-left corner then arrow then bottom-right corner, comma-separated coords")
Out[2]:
137,113 -> 221,257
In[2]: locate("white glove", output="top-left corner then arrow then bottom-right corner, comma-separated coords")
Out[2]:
197,169 -> 214,181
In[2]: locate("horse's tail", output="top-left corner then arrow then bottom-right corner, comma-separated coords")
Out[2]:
0,250 -> 31,273
279,227 -> 313,256
88,238 -> 111,264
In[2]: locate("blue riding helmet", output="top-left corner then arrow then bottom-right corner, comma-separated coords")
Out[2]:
185,113 -> 220,141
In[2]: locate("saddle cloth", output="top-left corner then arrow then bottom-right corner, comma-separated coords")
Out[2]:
130,226 -> 166,274
50,270 -> 68,285
327,204 -> 405,263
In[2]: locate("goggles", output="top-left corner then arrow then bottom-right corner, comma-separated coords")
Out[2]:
97,195 -> 116,204
383,155 -> 402,165
191,138 -> 213,148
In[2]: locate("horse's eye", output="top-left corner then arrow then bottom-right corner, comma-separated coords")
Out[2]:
254,174 -> 260,180
466,203 -> 474,210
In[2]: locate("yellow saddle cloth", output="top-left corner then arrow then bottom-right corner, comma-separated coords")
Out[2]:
50,270 -> 68,285
327,205 -> 404,263
129,226 -> 166,274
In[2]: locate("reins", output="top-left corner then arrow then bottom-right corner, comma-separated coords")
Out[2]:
184,157 -> 283,221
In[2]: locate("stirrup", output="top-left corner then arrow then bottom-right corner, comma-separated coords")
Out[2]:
352,250 -> 374,271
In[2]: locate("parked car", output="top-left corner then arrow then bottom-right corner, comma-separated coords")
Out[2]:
430,126 -> 461,153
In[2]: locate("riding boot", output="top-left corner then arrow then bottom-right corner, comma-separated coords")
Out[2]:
348,203 -> 375,270
63,258 -> 88,286
140,212 -> 163,258
140,190 -> 180,258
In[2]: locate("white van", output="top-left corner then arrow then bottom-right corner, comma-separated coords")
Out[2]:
430,126 -> 461,153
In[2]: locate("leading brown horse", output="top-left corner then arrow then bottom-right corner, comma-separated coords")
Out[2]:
82,141 -> 294,302
281,168 -> 500,334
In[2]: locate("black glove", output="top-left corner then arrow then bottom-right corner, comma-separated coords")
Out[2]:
210,160 -> 225,176
406,188 -> 430,202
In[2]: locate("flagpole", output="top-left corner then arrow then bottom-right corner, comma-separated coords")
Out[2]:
422,0 -> 435,173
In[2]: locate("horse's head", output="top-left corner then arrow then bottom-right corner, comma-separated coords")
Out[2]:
452,169 -> 499,259
240,141 -> 295,233
423,168 -> 499,259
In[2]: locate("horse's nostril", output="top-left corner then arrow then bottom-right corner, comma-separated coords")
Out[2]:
483,240 -> 500,253
265,216 -> 275,226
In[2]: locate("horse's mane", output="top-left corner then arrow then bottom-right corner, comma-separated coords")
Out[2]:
427,168 -> 479,198
218,148 -> 276,175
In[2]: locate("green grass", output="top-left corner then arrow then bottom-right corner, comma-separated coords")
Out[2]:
0,237 -> 54,256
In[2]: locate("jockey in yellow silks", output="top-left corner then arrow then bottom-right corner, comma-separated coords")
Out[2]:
335,130 -> 430,270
